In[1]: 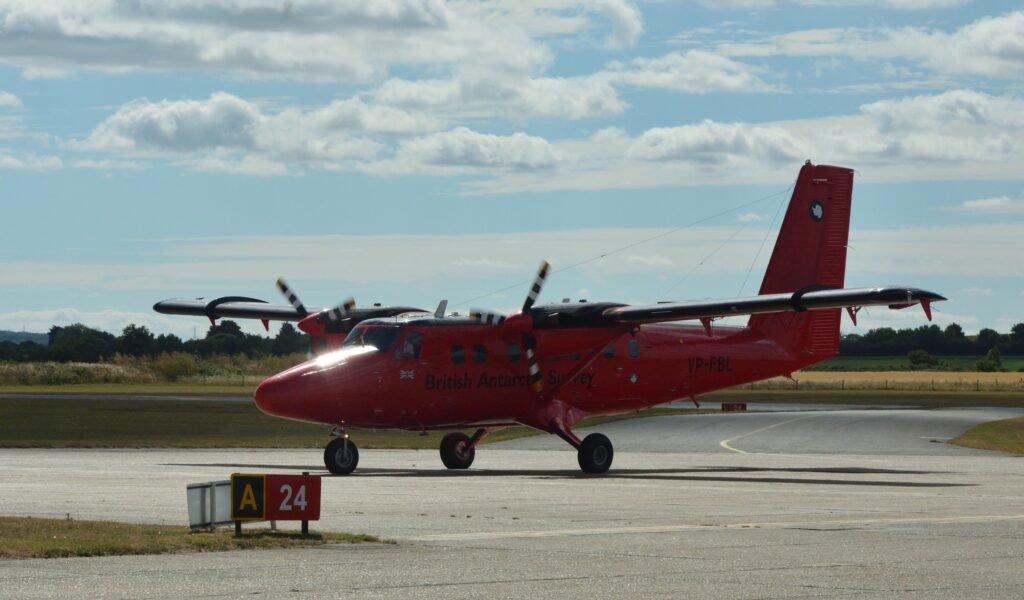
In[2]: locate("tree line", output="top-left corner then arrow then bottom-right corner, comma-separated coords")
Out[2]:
0,321 -> 310,363
0,320 -> 1021,364
839,323 -> 1024,357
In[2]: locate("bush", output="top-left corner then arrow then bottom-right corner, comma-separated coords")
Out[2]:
907,350 -> 940,370
152,353 -> 199,381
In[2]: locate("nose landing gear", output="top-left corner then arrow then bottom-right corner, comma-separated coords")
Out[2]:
324,428 -> 359,475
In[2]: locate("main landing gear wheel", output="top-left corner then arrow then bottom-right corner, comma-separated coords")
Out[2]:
324,437 -> 359,475
578,433 -> 613,474
440,432 -> 476,470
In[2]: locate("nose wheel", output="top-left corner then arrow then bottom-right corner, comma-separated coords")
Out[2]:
324,437 -> 359,475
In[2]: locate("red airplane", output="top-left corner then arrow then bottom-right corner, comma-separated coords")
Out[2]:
155,162 -> 944,475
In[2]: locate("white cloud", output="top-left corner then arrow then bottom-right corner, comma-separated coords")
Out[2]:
862,89 -> 1024,132
0,91 -> 21,107
605,50 -> 776,93
0,151 -> 62,171
374,73 -> 626,120
626,120 -> 805,165
719,12 -> 1024,81
0,1 -> 625,82
71,159 -> 144,170
595,0 -> 644,49
78,92 -> 438,173
379,127 -> 563,173
466,89 -> 1024,194
183,155 -> 288,177
946,197 -> 1024,214
737,213 -> 763,223
705,0 -> 966,7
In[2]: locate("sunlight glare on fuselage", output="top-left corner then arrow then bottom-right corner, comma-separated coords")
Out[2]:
313,345 -> 377,369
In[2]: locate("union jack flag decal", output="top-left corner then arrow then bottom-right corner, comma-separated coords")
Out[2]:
399,369 -> 416,380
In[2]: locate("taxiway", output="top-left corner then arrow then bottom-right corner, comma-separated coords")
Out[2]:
2,407 -> 1023,598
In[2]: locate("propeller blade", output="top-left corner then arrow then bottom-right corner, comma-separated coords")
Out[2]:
325,297 -> 356,323
469,309 -> 506,325
522,333 -> 543,393
276,278 -> 308,318
522,261 -> 550,313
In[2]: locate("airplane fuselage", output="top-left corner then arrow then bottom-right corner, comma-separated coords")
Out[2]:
254,317 -> 826,431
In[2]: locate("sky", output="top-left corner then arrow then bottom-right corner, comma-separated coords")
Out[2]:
0,0 -> 1022,340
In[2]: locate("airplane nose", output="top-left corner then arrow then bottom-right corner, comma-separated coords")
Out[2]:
254,371 -> 294,418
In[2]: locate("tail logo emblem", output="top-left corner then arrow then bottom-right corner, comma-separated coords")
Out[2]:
809,200 -> 824,222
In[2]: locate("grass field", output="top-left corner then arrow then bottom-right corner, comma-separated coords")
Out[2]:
949,417 -> 1024,455
748,370 -> 1024,392
709,389 -> 1024,408
0,383 -> 254,395
808,355 -> 1024,372
0,396 -> 709,449
0,517 -> 385,560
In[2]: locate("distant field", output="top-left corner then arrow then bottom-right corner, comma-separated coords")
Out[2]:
808,355 -> 1024,372
709,389 -> 1024,408
747,370 -> 1024,392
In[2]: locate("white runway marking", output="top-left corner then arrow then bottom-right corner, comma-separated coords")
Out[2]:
410,513 -> 1024,542
718,415 -> 820,454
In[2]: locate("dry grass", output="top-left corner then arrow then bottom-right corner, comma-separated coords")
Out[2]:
0,516 -> 386,560
0,354 -> 305,387
746,371 -> 1024,392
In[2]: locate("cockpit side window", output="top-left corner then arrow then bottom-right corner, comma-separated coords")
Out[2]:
342,325 -> 402,352
396,331 -> 423,359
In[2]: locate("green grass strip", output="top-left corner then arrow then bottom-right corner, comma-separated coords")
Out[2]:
0,516 -> 387,560
0,397 -> 711,449
949,417 -> 1024,455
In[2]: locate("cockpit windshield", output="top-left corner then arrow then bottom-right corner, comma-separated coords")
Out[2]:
341,325 -> 402,352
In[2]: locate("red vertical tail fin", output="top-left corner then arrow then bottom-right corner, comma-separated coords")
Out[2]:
751,162 -> 853,357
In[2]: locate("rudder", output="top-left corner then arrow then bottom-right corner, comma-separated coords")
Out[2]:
751,161 -> 854,357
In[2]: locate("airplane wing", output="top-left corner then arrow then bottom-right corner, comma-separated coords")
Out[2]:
154,296 -> 428,334
600,286 -> 945,326
154,297 -> 318,322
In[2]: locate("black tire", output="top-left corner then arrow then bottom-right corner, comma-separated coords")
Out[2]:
578,433 -> 613,474
440,432 -> 475,470
324,437 -> 359,475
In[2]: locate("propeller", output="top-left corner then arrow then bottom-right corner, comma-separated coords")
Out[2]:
325,297 -> 356,322
277,277 -> 354,324
522,261 -> 550,313
276,277 -> 308,318
470,261 -> 550,325
469,261 -> 552,394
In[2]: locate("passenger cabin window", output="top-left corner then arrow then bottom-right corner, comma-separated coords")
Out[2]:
568,352 -> 581,361
450,345 -> 465,364
602,344 -> 615,358
507,343 -> 522,363
396,332 -> 423,359
342,325 -> 402,352
628,339 -> 641,358
472,344 -> 486,364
